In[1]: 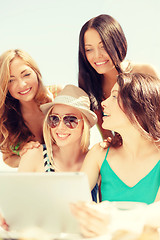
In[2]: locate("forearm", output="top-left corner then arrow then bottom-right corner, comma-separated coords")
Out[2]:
18,146 -> 43,172
2,153 -> 20,168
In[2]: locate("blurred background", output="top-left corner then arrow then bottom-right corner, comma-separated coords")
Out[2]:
0,0 -> 160,171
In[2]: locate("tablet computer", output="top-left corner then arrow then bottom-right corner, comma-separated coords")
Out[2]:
0,172 -> 92,238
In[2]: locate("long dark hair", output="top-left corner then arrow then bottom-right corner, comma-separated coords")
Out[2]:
78,14 -> 127,110
117,73 -> 160,142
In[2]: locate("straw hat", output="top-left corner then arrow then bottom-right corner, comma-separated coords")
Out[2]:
40,84 -> 97,127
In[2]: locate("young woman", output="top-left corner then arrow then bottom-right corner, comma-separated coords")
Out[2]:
78,14 -> 159,141
18,84 -> 98,201
80,73 -> 160,204
0,49 -> 61,168
71,73 -> 160,238
0,85 -> 98,231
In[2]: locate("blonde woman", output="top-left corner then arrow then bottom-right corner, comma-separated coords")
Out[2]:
0,49 -> 61,168
18,84 -> 98,201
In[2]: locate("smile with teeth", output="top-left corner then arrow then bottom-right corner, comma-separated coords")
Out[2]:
95,60 -> 108,66
56,133 -> 70,139
19,88 -> 31,95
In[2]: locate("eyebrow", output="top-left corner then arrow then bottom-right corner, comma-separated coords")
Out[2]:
10,69 -> 28,78
85,41 -> 103,47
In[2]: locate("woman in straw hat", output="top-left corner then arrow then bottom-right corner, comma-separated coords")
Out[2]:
0,84 -> 98,231
18,84 -> 98,201
0,49 -> 61,168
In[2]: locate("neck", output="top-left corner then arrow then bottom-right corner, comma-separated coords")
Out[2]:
117,126 -> 158,159
20,100 -> 39,114
103,67 -> 118,82
102,67 -> 118,98
52,142 -> 86,171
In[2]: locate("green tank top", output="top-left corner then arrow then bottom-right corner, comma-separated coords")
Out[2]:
100,147 -> 160,204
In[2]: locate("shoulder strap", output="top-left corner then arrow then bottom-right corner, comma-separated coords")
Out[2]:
43,144 -> 55,172
104,147 -> 110,161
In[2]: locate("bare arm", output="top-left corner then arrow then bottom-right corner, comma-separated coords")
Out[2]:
18,145 -> 44,172
2,141 -> 41,168
132,63 -> 160,77
81,143 -> 106,191
3,153 -> 20,168
70,201 -> 112,238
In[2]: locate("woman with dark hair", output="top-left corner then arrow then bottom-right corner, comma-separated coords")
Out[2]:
78,14 -> 159,141
0,49 -> 61,168
79,73 -> 160,204
71,73 -> 160,237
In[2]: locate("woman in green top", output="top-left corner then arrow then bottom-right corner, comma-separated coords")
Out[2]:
71,73 -> 160,237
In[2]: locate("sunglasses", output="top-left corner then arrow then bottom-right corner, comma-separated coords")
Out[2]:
47,114 -> 82,129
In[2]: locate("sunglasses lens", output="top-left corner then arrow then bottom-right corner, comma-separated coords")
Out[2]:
48,115 -> 60,128
48,115 -> 80,129
63,116 -> 78,129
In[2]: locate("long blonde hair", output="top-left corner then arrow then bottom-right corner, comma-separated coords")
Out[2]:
0,49 -> 51,154
43,106 -> 90,165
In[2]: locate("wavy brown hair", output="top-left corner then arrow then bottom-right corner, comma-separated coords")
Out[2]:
0,49 -> 52,154
117,73 -> 160,142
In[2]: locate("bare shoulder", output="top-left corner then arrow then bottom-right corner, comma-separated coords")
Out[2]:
23,145 -> 43,157
88,143 -> 108,162
131,63 -> 159,77
89,143 -> 107,154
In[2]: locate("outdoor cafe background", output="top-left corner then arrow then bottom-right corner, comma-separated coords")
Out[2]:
0,0 -> 160,171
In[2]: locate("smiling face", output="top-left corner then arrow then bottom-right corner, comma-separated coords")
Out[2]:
101,83 -> 131,131
8,57 -> 39,103
50,104 -> 84,147
84,28 -> 115,75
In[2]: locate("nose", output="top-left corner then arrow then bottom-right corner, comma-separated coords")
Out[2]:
95,48 -> 103,58
57,119 -> 67,130
18,78 -> 27,88
101,98 -> 108,109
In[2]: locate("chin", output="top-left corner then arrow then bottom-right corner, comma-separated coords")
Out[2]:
102,123 -> 107,129
96,69 -> 107,75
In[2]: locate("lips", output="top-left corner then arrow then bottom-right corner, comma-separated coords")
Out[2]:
103,112 -> 110,117
18,87 -> 32,95
95,60 -> 109,66
56,133 -> 70,139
